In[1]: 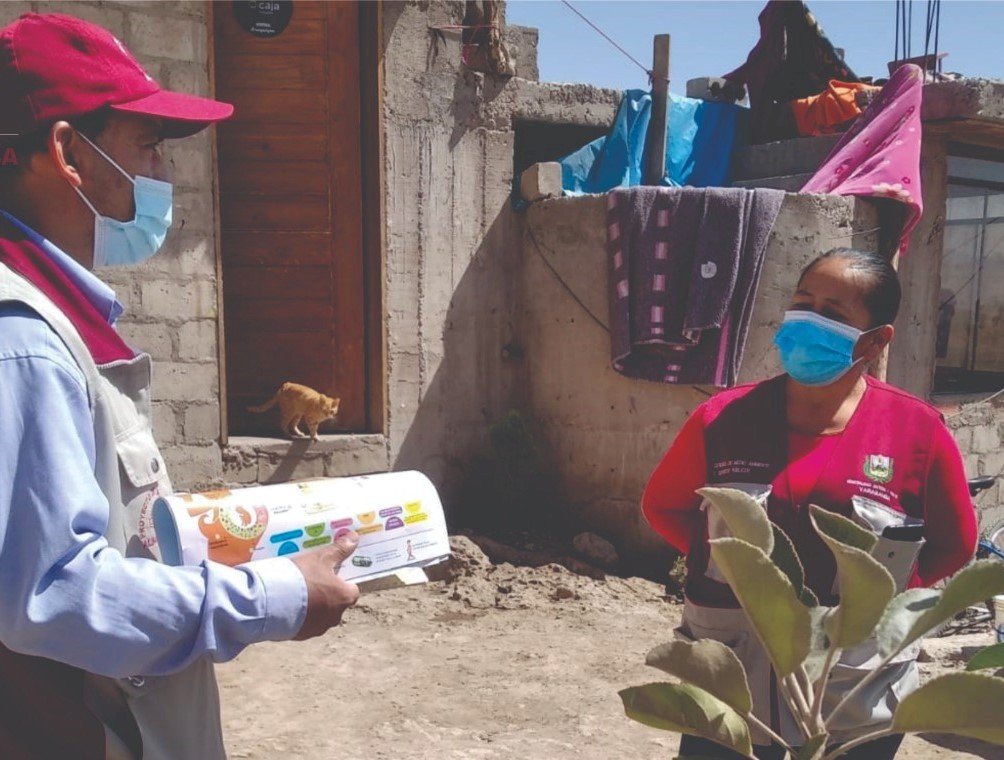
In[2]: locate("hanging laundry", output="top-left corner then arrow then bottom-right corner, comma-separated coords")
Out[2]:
723,0 -> 858,143
460,0 -> 514,76
559,90 -> 744,195
607,186 -> 784,387
801,64 -> 923,254
791,80 -> 880,137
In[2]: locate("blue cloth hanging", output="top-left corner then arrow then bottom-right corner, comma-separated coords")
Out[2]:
559,89 -> 746,194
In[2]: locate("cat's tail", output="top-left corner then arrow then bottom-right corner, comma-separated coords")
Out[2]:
247,391 -> 279,413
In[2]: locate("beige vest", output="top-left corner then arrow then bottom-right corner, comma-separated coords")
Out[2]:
0,263 -> 226,760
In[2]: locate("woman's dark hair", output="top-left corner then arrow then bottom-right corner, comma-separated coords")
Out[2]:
798,247 -> 902,329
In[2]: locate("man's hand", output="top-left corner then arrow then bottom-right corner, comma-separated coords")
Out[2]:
290,532 -> 361,641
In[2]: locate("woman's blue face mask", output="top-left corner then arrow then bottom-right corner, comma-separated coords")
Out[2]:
773,310 -> 879,387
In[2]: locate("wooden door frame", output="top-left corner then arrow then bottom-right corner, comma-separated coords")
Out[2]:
208,0 -> 386,442
359,0 -> 386,437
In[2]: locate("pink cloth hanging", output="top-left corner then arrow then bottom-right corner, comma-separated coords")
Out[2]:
801,63 -> 923,254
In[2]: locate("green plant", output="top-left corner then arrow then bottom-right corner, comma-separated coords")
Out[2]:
619,487 -> 1004,760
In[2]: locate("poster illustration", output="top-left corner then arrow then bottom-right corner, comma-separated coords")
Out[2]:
153,471 -> 451,585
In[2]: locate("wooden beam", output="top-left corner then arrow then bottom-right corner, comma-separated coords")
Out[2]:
644,34 -> 671,185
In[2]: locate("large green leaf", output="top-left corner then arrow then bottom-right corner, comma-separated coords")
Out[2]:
877,561 -> 1004,658
698,488 -> 774,555
619,682 -> 753,757
874,588 -> 939,658
892,672 -> 1004,744
809,506 -> 894,649
646,639 -> 753,715
770,523 -> 806,599
808,505 -> 876,553
708,538 -> 811,678
966,642 -> 1004,672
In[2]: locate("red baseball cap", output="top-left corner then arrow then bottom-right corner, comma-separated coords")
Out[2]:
0,12 -> 233,139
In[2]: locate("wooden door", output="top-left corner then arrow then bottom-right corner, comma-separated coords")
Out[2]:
214,1 -> 367,434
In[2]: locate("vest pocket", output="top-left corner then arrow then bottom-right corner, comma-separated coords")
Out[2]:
823,637 -> 920,742
703,483 -> 773,584
680,601 -> 772,745
844,496 -> 925,593
115,428 -> 166,488
114,427 -> 171,563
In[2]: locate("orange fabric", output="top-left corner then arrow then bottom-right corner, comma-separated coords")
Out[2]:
791,79 -> 878,136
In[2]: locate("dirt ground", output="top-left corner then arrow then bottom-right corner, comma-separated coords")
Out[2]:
219,537 -> 1001,760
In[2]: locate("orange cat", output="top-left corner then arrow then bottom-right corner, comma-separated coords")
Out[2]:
248,382 -> 340,440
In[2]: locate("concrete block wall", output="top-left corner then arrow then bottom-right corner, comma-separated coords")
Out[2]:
521,193 -> 880,568
944,396 -> 1004,533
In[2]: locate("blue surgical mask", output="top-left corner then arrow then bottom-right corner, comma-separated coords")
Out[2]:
71,132 -> 173,267
774,310 -> 872,387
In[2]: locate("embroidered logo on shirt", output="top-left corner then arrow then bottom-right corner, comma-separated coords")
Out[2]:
864,454 -> 894,484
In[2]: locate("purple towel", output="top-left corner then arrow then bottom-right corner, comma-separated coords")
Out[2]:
607,186 -> 784,387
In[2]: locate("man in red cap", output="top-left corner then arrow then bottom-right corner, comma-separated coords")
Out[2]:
0,13 -> 358,759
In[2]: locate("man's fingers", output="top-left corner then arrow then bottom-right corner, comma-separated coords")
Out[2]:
343,581 -> 361,607
326,531 -> 360,570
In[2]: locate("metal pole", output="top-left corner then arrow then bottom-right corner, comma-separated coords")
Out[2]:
644,34 -> 671,185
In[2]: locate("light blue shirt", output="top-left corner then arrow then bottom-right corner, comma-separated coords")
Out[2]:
0,213 -> 307,678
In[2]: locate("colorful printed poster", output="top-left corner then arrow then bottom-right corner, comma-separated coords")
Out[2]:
153,471 -> 450,584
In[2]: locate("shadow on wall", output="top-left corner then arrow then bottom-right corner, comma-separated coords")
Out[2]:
391,196 -> 638,558
392,197 -> 531,528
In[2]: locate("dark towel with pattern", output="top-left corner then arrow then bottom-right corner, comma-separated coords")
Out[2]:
607,186 -> 784,387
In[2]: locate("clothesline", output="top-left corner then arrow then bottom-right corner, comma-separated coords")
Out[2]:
559,0 -> 670,86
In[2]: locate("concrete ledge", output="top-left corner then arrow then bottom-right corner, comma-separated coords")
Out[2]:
221,434 -> 389,485
478,76 -> 621,131
923,78 -> 1004,123
732,134 -> 842,181
732,173 -> 814,192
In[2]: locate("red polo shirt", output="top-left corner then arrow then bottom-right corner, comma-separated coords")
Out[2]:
643,376 -> 976,592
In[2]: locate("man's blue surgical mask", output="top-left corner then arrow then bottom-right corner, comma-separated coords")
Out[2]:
71,132 -> 173,267
773,310 -> 875,387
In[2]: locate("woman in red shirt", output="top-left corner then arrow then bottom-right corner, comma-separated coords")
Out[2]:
642,248 -> 976,760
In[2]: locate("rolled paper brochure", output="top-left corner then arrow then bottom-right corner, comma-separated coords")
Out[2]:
153,471 -> 451,585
